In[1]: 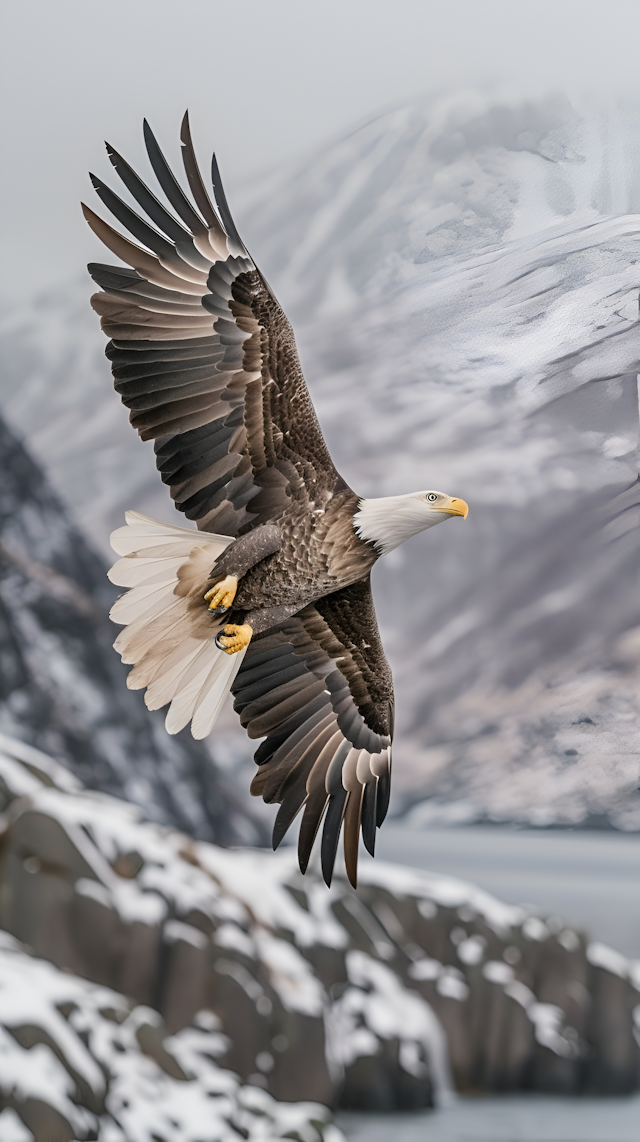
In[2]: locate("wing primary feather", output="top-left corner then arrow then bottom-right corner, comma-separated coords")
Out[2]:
297,734 -> 339,873
88,263 -> 144,291
325,739 -> 351,795
361,778 -> 378,857
143,118 -> 209,235
83,203 -> 203,294
89,174 -> 177,260
256,711 -> 336,803
110,338 -> 219,367
321,787 -> 348,888
154,418 -> 231,465
210,153 -> 246,253
179,111 -> 226,240
271,778 -> 309,851
105,142 -> 192,245
162,436 -> 235,483
297,788 -> 329,875
271,712 -> 334,822
343,784 -> 364,889
261,700 -> 331,768
376,763 -> 392,826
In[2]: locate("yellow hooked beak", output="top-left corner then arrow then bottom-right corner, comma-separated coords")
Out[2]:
437,496 -> 469,519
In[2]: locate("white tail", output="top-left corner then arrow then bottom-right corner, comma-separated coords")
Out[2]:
108,511 -> 247,739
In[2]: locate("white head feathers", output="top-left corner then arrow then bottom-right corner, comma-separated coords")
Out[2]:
353,491 -> 468,555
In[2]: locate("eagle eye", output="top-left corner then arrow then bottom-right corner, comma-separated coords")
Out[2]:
427,493 -> 438,502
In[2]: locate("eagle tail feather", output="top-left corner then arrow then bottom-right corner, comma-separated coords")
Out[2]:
108,511 -> 246,739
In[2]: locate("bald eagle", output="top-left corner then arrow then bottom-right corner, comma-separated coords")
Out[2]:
84,114 -> 468,887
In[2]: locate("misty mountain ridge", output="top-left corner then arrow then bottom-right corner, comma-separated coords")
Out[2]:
0,89 -> 638,829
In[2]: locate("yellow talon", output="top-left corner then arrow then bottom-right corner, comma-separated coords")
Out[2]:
215,623 -> 253,655
204,575 -> 238,612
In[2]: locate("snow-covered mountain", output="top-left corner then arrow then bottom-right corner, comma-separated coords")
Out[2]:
0,90 -> 638,828
240,92 -> 640,323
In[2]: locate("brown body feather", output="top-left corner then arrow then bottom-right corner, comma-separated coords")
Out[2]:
233,491 -> 377,619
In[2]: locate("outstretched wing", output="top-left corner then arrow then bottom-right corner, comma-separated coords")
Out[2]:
231,576 -> 394,888
84,112 -> 344,537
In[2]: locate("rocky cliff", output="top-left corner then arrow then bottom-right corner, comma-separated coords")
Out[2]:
1,732 -> 638,1142
0,417 -> 265,846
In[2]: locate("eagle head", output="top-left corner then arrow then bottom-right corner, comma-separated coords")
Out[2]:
353,490 -> 469,555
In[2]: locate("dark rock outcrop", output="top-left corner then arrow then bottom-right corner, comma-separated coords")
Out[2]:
0,416 -> 265,846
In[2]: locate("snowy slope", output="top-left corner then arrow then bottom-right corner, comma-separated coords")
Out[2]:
0,91 -> 638,826
240,92 -> 640,323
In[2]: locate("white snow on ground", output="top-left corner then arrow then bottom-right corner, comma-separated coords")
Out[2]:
0,929 -> 343,1142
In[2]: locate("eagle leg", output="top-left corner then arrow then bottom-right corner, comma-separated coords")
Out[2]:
204,575 -> 238,614
215,622 -> 253,655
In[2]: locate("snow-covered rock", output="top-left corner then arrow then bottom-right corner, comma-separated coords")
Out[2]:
0,931 -> 342,1142
0,90 -> 638,828
1,731 -> 638,1115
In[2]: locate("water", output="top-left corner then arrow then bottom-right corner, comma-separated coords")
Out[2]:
372,824 -> 640,957
337,1093 -> 640,1141
343,824 -> 640,1140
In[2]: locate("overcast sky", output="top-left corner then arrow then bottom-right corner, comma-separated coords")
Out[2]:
1,0 -> 639,302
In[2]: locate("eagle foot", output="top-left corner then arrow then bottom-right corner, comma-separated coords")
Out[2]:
205,575 -> 238,615
215,623 -> 252,655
